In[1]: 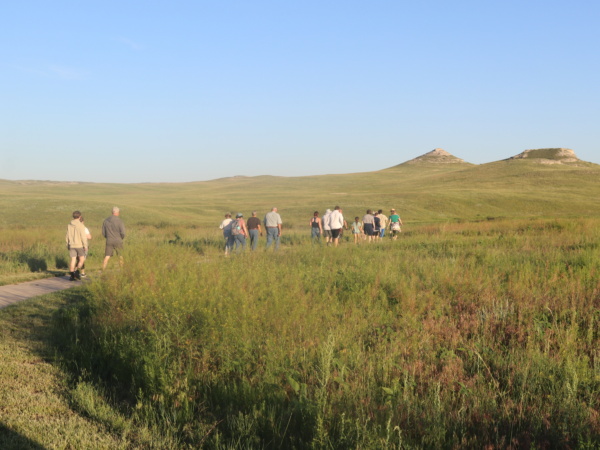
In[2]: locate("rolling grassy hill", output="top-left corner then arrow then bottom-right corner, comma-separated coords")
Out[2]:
1,151 -> 599,231
1,149 -> 599,447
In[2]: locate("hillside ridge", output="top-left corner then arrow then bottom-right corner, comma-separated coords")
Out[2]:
402,148 -> 470,165
507,148 -> 580,164
1,148 -> 597,185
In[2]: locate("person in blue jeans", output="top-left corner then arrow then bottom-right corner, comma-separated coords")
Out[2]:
219,212 -> 234,255
309,211 -> 323,243
232,213 -> 249,252
264,207 -> 282,250
246,211 -> 262,251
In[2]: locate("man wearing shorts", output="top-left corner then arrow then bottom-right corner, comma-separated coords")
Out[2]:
362,209 -> 376,243
66,210 -> 88,280
329,206 -> 344,247
102,206 -> 126,269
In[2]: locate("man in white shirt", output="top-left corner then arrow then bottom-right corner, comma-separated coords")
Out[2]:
329,206 -> 344,247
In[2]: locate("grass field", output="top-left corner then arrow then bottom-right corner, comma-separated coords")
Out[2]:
1,159 -> 599,448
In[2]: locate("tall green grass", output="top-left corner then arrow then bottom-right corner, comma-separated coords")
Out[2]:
52,218 -> 600,447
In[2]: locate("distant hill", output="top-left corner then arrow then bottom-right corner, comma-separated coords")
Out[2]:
1,147 -> 599,228
507,148 -> 581,165
393,148 -> 472,166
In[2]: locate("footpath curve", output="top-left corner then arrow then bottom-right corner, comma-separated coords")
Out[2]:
0,276 -> 82,309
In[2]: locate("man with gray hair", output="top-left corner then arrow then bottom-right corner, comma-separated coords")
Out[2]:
102,206 -> 126,270
246,211 -> 262,251
264,207 -> 282,250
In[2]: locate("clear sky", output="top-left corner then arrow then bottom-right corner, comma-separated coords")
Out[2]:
1,1 -> 599,183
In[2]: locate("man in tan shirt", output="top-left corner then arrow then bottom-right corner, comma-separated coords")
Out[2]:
66,210 -> 88,280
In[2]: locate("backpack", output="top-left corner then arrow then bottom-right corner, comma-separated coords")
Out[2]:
231,219 -> 241,236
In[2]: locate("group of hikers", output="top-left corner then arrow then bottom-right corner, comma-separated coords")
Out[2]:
219,206 -> 402,254
65,205 -> 402,271
313,207 -> 403,245
65,207 -> 126,280
219,207 -> 283,254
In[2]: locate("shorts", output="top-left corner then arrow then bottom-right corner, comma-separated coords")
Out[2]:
323,230 -> 332,238
331,228 -> 341,239
69,247 -> 86,258
363,223 -> 374,236
105,241 -> 123,257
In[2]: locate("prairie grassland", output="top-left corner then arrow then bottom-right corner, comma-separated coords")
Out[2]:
1,162 -> 600,447
2,160 -> 600,284
49,218 -> 600,448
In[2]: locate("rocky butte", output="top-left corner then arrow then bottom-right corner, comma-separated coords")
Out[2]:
508,148 -> 580,164
403,148 -> 470,165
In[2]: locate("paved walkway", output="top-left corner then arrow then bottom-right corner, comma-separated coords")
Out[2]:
0,276 -> 82,309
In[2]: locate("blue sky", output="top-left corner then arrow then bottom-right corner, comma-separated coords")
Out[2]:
1,1 -> 599,183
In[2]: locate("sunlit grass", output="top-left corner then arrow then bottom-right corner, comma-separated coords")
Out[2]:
50,218 -> 600,447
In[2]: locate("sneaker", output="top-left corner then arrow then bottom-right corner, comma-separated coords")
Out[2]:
74,270 -> 81,280
80,273 -> 87,278
69,272 -> 76,281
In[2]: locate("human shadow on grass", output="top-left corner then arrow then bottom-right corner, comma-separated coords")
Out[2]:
14,254 -> 47,272
1,291 -> 110,439
0,421 -> 46,449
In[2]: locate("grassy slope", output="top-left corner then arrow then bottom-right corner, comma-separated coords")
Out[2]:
1,159 -> 599,230
1,159 -> 599,280
0,159 -> 599,447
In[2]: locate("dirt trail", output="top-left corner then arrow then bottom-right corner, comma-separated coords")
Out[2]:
0,276 -> 81,309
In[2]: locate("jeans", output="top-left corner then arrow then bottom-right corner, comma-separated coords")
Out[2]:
266,227 -> 280,250
249,229 -> 259,250
311,227 -> 321,242
234,234 -> 246,251
379,228 -> 385,238
224,232 -> 234,253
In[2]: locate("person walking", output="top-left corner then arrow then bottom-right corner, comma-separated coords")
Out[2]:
309,211 -> 323,243
351,217 -> 363,244
373,211 -> 381,241
322,208 -> 332,245
78,216 -> 92,278
66,210 -> 88,281
362,209 -> 376,243
264,207 -> 282,250
329,206 -> 344,247
246,211 -> 262,251
377,209 -> 388,239
231,213 -> 249,252
389,208 -> 403,240
219,213 -> 234,255
102,206 -> 126,270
